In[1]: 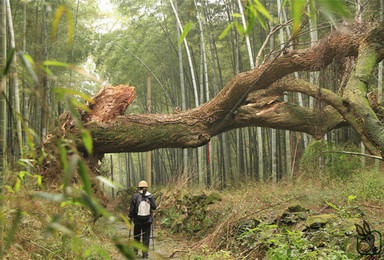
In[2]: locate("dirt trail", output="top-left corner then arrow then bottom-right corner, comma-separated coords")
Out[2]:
114,221 -> 184,259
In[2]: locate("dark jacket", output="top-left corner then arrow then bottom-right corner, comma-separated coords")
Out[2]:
129,191 -> 157,224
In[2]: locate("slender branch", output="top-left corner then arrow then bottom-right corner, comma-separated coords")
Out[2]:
323,151 -> 383,160
255,19 -> 292,67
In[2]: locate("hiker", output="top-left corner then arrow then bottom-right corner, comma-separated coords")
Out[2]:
129,180 -> 157,258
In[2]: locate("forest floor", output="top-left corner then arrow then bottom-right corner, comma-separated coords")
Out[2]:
112,220 -> 185,259
4,167 -> 384,259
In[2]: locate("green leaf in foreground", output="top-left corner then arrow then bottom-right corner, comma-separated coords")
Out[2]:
178,21 -> 193,46
219,22 -> 236,39
52,4 -> 74,48
35,192 -> 67,202
4,209 -> 22,252
81,129 -> 93,155
78,160 -> 92,195
97,176 -> 123,189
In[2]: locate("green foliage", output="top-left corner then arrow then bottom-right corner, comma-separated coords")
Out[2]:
219,0 -> 272,39
292,0 -> 349,37
325,196 -> 361,219
189,245 -> 233,259
347,169 -> 384,201
240,223 -> 350,259
300,141 -> 361,179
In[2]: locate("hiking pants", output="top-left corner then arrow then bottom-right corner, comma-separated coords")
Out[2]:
134,222 -> 151,249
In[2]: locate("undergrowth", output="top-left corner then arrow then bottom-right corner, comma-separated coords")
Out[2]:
3,177 -> 122,259
154,166 -> 384,259
3,142 -> 384,259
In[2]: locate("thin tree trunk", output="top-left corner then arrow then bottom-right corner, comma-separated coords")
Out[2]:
169,0 -> 201,185
68,0 -> 80,89
0,0 -> 7,251
110,155 -> 115,199
6,0 -> 22,157
22,1 -> 28,142
40,0 -> 48,142
194,0 -> 207,186
169,0 -> 199,107
277,0 -> 292,179
174,0 -> 189,179
281,0 -> 308,149
237,0 -> 254,69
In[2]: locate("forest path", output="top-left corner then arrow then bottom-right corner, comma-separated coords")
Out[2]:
114,220 -> 184,259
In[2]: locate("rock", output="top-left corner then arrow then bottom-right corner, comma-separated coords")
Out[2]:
305,214 -> 335,229
287,203 -> 309,213
276,204 -> 309,226
340,218 -> 360,233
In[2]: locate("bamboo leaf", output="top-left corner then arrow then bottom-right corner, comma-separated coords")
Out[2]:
39,65 -> 53,76
84,246 -> 112,260
35,192 -> 66,202
17,159 -> 34,169
120,214 -> 133,230
18,53 -> 38,85
2,48 -> 14,76
178,21 -> 193,46
14,179 -> 21,192
235,23 -> 245,35
71,99 -> 91,113
52,4 -> 74,48
5,185 -> 14,193
257,15 -> 267,30
219,22 -> 236,39
52,87 -> 94,103
44,61 -> 103,84
43,60 -> 69,67
97,176 -> 123,189
63,154 -> 79,193
34,175 -> 45,190
291,0 -> 306,37
325,200 -> 340,211
81,129 -> 93,155
17,115 -> 35,152
48,222 -> 73,236
58,143 -> 68,173
282,0 -> 289,9
348,195 -> 357,203
4,209 -> 22,251
253,0 -> 272,21
115,241 -> 136,260
317,0 -> 350,18
78,160 -> 92,195
80,192 -> 111,217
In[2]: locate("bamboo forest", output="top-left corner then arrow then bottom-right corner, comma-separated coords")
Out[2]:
2,0 -> 384,259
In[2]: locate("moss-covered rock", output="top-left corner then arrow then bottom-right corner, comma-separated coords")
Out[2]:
276,204 -> 309,226
157,191 -> 222,236
305,214 -> 336,229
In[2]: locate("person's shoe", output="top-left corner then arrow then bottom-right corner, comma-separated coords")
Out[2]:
142,252 -> 149,258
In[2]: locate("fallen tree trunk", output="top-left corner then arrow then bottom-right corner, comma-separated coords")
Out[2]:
60,22 -> 384,158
